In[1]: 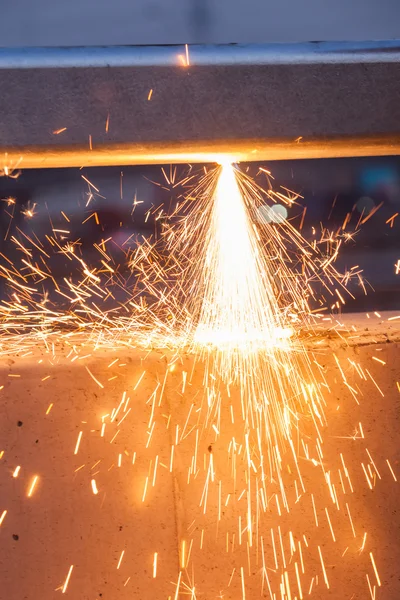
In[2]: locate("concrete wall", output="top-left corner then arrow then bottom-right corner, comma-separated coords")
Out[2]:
1,319 -> 400,599
0,0 -> 400,46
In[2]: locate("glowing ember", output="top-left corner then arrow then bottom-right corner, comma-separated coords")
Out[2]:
0,160 -> 397,599
194,162 -> 289,348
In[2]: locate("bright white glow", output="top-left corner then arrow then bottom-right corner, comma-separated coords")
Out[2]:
194,163 -> 289,348
257,203 -> 288,224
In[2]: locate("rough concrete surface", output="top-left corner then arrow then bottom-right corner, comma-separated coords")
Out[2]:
0,315 -> 399,599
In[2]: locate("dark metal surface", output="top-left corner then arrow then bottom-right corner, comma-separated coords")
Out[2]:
1,43 -> 400,166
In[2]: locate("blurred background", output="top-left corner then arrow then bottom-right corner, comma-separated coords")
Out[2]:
0,0 -> 399,45
0,1 -> 399,314
0,157 -> 399,313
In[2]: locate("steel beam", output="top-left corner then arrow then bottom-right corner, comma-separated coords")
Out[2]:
1,42 -> 400,167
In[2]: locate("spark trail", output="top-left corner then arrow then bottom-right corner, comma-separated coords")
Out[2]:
169,163 -> 328,474
0,160 -> 394,600
194,161 -> 288,349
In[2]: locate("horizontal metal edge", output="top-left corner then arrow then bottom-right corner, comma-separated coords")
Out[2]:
1,42 -> 400,69
302,311 -> 400,350
2,136 -> 400,168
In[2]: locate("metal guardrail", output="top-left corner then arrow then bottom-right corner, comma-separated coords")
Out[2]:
1,42 -> 400,167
